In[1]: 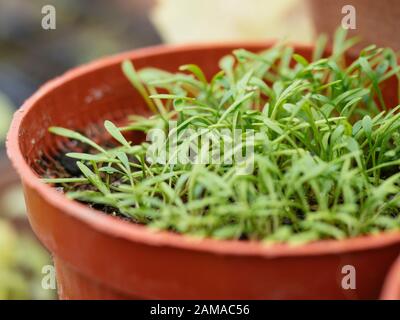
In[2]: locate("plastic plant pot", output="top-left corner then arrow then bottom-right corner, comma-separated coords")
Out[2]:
6,43 -> 400,300
381,255 -> 400,300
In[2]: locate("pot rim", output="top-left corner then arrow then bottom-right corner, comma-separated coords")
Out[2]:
7,42 -> 400,258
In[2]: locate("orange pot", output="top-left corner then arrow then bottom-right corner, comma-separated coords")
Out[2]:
7,43 -> 400,299
381,255 -> 400,300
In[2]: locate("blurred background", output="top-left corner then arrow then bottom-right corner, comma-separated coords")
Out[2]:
0,0 -> 398,299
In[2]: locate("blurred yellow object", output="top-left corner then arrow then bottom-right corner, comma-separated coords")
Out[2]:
0,92 -> 13,142
0,219 -> 17,268
151,0 -> 313,44
0,162 -> 55,299
0,219 -> 28,299
0,184 -> 26,219
0,218 -> 55,300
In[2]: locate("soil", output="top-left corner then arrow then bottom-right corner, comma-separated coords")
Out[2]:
38,122 -> 136,221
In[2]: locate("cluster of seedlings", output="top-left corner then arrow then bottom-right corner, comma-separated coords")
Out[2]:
45,30 -> 400,243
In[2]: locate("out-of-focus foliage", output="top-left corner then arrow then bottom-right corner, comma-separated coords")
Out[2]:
0,184 -> 26,219
0,91 -> 41,299
0,0 -> 161,107
0,92 -> 13,142
0,219 -> 55,300
0,161 -> 56,300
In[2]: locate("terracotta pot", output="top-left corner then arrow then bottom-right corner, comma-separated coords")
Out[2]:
308,0 -> 400,52
381,255 -> 400,300
7,43 -> 400,300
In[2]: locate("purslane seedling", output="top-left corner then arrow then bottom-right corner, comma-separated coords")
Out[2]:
44,30 -> 400,243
